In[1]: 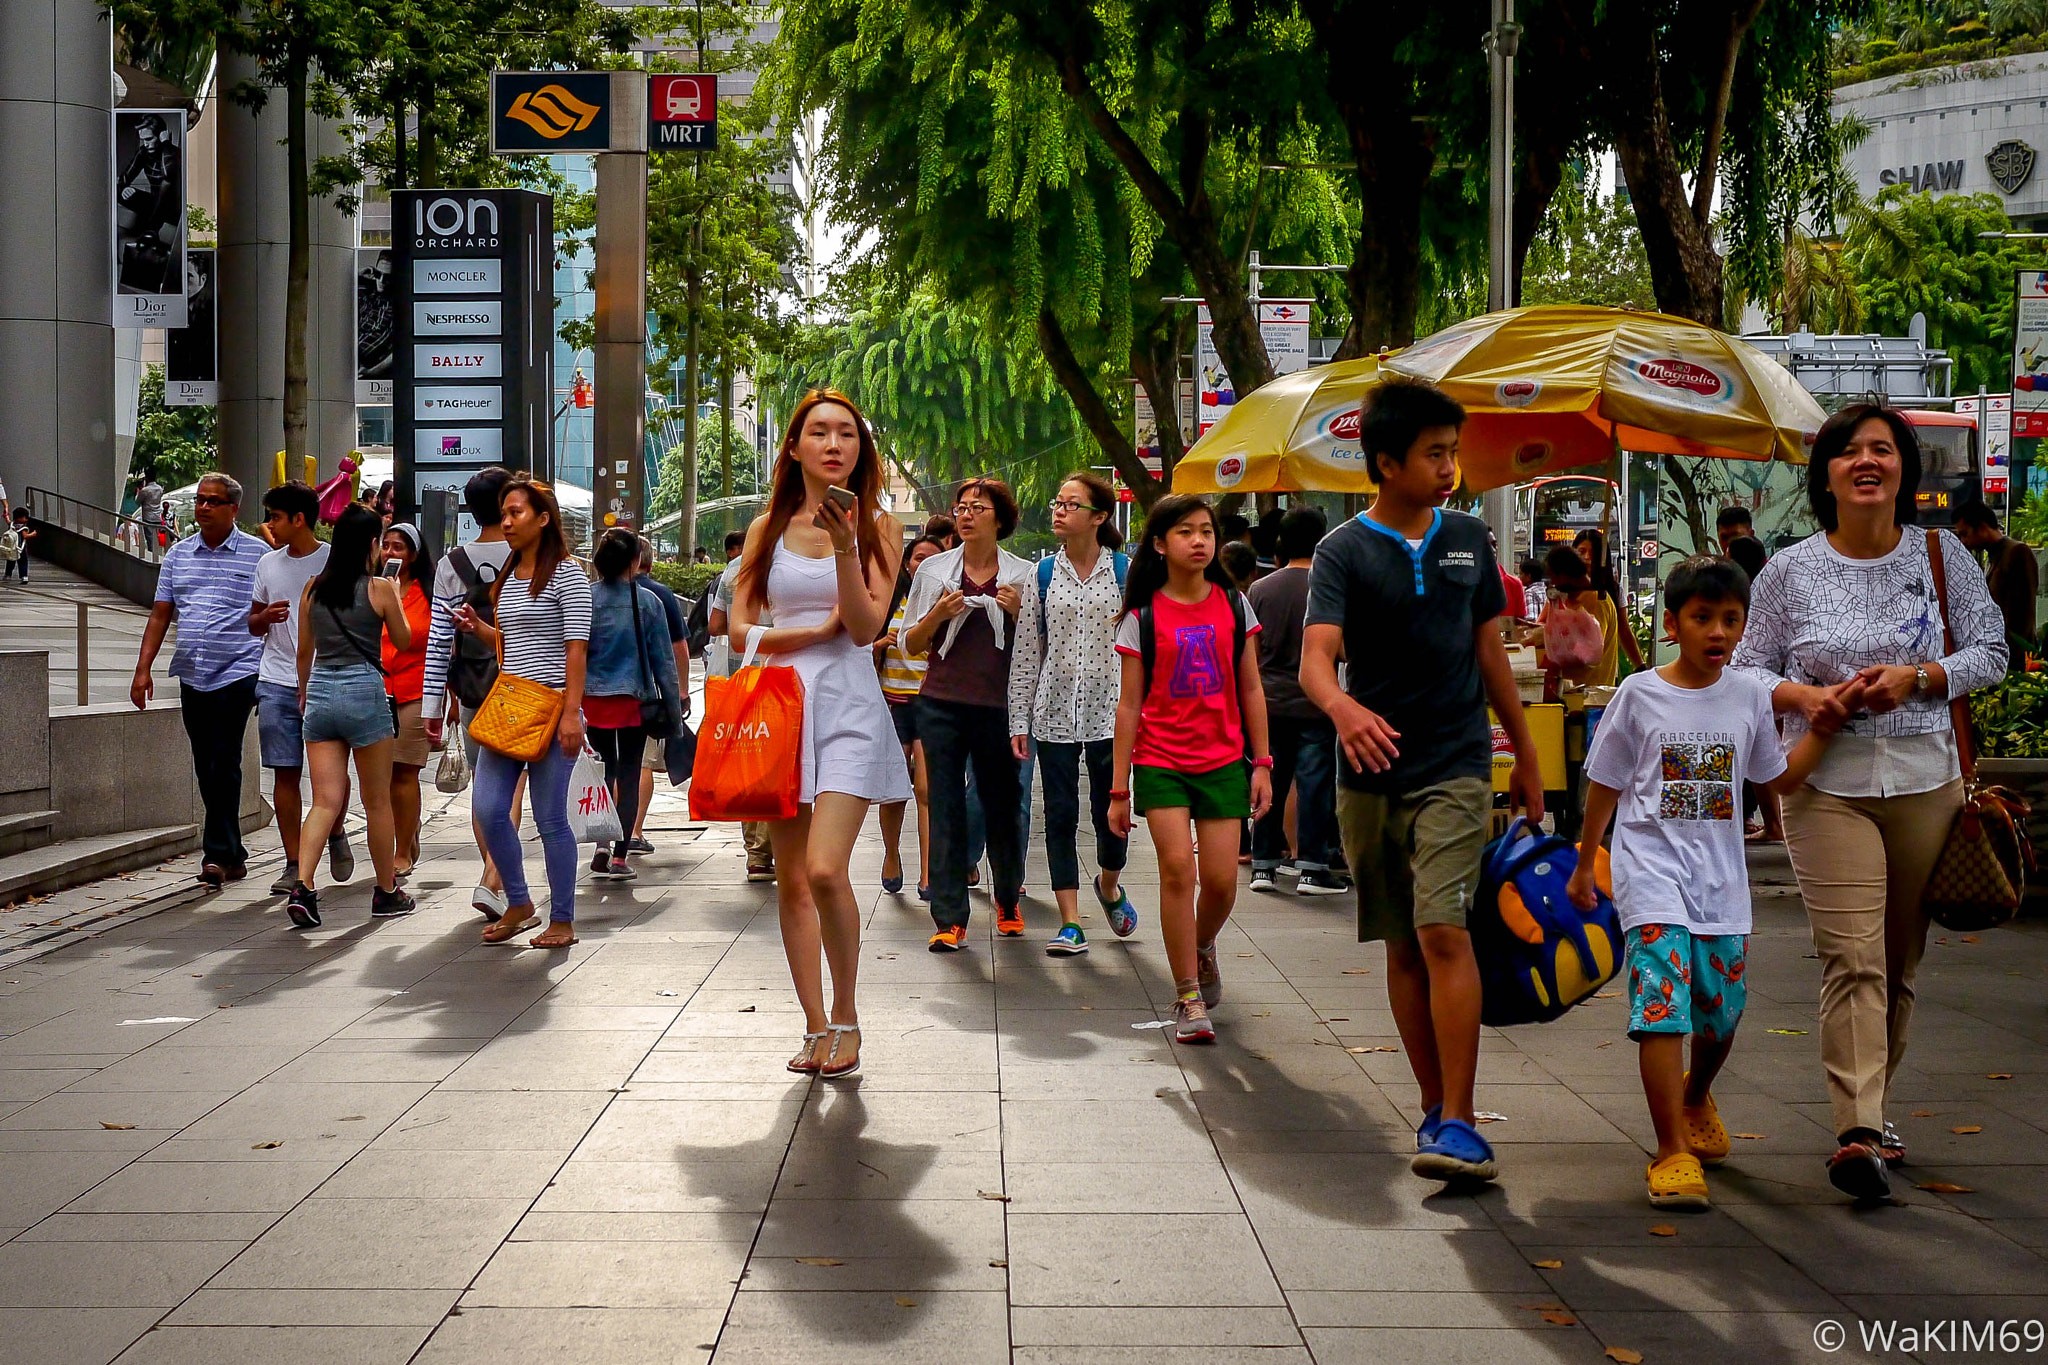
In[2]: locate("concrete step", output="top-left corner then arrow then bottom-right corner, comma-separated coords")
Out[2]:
0,809 -> 58,838
0,823 -> 198,904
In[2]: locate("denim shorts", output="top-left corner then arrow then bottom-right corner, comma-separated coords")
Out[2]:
255,680 -> 305,770
302,663 -> 396,748
1626,925 -> 1747,1041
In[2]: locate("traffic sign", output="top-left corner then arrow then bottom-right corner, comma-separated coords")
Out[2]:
491,72 -> 613,153
650,74 -> 717,150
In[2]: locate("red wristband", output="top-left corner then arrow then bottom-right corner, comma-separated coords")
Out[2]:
1250,756 -> 1274,769
1108,789 -> 1130,799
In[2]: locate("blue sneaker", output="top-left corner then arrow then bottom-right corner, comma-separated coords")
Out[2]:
1046,924 -> 1088,957
1416,1104 -> 1443,1153
1412,1118 -> 1498,1183
1095,875 -> 1138,938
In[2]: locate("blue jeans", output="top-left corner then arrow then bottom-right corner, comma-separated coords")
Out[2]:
1253,716 -> 1340,874
474,740 -> 578,922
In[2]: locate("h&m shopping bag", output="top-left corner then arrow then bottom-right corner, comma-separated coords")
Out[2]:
567,747 -> 625,846
689,627 -> 804,822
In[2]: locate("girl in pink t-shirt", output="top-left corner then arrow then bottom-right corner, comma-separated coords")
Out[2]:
1110,495 -> 1272,1043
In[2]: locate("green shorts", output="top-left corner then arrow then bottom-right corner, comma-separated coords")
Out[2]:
1337,775 -> 1492,943
1133,761 -> 1250,820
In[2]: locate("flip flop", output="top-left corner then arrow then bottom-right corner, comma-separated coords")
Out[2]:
481,911 -> 537,944
529,925 -> 579,949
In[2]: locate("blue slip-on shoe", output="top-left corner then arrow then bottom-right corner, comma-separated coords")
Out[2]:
1411,1118 -> 1498,1183
917,883 -> 931,902
1046,924 -> 1089,957
882,875 -> 904,894
1094,875 -> 1138,939
1416,1104 -> 1443,1153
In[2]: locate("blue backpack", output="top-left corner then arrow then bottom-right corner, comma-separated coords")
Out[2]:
1037,551 -> 1127,645
1470,817 -> 1623,1027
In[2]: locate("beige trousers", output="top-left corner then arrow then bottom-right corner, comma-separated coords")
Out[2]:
1780,779 -> 1963,1138
742,821 -> 773,862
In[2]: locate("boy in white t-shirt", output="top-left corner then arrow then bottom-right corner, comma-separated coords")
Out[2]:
1569,556 -> 1865,1210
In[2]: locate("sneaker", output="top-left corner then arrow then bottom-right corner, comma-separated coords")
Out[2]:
927,925 -> 968,953
1411,1118 -> 1498,1183
269,863 -> 300,896
1093,876 -> 1138,938
327,832 -> 355,883
1646,1152 -> 1710,1208
1416,1104 -> 1444,1153
590,848 -> 613,878
1046,924 -> 1088,957
1249,868 -> 1279,894
747,861 -> 776,883
284,883 -> 321,929
996,905 -> 1025,937
1172,996 -> 1216,1044
607,857 -> 636,881
370,886 -> 416,918
627,837 -> 655,855
471,885 -> 507,922
1195,941 -> 1222,1007
1296,869 -> 1351,896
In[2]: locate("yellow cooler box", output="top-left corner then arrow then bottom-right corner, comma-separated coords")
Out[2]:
1488,704 -> 1566,793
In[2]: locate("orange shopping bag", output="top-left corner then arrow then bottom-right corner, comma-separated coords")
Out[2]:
689,628 -> 805,822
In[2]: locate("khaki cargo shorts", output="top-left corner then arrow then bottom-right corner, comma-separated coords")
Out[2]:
1337,775 -> 1492,943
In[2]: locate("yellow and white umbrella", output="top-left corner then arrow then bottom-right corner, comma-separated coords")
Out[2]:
1171,357 -> 1385,495
1383,304 -> 1823,490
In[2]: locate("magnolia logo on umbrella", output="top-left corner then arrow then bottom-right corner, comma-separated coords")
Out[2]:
1320,407 -> 1362,442
1632,357 -> 1726,399
1214,454 -> 1246,488
1495,379 -> 1542,408
1511,441 -> 1552,474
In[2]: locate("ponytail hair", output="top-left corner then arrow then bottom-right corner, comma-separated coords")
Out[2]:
1121,493 -> 1233,618
1061,470 -> 1124,550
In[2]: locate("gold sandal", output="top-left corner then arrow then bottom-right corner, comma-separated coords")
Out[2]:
787,1030 -> 829,1074
820,1023 -> 861,1078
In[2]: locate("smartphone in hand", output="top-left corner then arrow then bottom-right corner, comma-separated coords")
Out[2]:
826,485 -> 858,514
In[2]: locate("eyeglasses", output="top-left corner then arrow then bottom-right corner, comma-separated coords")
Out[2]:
192,495 -> 233,508
952,502 -> 994,517
1048,498 -> 1098,514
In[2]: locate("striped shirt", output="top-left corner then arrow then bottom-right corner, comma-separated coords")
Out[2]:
155,528 -> 267,691
880,598 -> 927,697
494,559 -> 593,688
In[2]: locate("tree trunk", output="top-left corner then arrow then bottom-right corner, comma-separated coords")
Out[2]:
283,58 -> 310,471
1038,307 -> 1159,508
720,286 -> 733,503
392,96 -> 407,189
415,82 -> 438,188
681,259 -> 700,554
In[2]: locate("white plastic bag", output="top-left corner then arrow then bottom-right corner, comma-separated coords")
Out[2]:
567,747 -> 623,845
434,736 -> 471,794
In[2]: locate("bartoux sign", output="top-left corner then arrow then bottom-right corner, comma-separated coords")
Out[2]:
391,189 -> 553,523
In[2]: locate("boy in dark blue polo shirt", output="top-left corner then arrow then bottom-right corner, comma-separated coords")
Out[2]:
1300,378 -> 1545,1186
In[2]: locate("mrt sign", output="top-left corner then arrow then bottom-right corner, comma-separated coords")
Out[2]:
650,75 -> 717,149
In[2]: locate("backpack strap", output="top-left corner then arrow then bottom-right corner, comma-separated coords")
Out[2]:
1138,603 -> 1156,700
1037,555 -> 1056,645
1112,551 -> 1128,590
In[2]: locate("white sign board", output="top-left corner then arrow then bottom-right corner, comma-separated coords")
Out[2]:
1195,299 -> 1313,435
1958,393 -> 2014,495
2015,271 -> 2048,436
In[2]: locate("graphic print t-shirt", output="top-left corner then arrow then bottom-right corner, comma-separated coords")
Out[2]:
1581,668 -> 1785,935
1113,584 -> 1259,773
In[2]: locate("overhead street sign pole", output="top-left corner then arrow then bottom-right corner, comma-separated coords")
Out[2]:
594,71 -> 649,537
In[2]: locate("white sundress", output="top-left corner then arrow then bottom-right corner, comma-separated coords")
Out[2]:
764,539 -> 914,805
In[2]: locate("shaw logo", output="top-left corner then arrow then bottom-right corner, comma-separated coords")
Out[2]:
714,720 -> 775,742
506,85 -> 600,139
1214,453 -> 1246,488
1495,379 -> 1541,408
1634,357 -> 1725,397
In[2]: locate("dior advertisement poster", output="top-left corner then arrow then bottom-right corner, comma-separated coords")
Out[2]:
357,247 -> 395,405
114,109 -> 187,328
164,248 -> 216,406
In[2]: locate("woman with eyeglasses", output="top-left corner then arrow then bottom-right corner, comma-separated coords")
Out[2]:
1006,473 -> 1140,956
729,390 -> 911,1078
900,477 -> 1035,952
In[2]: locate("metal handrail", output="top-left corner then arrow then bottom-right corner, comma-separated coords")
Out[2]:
26,487 -> 169,565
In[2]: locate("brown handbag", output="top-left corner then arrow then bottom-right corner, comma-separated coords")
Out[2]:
1920,529 -> 2034,931
464,572 -> 566,762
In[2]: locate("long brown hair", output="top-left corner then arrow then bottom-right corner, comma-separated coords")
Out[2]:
736,388 -> 889,609
500,474 -> 569,598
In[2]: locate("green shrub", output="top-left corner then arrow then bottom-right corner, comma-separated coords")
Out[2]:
650,560 -> 725,601
1972,666 -> 2048,757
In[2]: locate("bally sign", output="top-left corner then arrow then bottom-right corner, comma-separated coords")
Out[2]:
416,343 -> 502,378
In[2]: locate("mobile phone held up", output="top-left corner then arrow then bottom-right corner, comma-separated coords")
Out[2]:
382,558 -> 403,579
826,484 -> 858,515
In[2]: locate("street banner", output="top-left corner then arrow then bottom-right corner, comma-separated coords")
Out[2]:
357,247 -> 395,406
2015,271 -> 2048,436
650,74 -> 717,150
1196,300 -> 1313,435
164,246 -> 215,405
491,72 -> 612,153
114,108 -> 187,328
1957,394 -> 2013,496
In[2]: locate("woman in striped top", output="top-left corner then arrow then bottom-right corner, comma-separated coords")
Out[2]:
875,533 -> 947,898
452,476 -> 592,948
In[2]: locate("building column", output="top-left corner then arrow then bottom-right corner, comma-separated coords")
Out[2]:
216,50 -> 355,497
0,0 -> 117,508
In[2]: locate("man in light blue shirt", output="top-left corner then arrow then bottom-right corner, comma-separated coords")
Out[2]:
132,472 -> 268,886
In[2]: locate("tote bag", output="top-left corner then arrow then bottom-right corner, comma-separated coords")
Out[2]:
689,626 -> 805,822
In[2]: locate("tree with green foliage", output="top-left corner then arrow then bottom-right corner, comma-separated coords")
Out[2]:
132,364 -> 218,489
1519,169 -> 1657,311
1844,187 -> 2030,392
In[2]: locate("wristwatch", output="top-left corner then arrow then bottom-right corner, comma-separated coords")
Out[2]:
1913,664 -> 1933,697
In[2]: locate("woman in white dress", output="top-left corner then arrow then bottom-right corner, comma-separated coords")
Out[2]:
730,389 -> 911,1078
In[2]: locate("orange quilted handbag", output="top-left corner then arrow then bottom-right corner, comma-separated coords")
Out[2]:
467,671 -> 565,762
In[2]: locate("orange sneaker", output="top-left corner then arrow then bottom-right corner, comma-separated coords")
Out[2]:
928,925 -> 968,953
996,905 -> 1025,937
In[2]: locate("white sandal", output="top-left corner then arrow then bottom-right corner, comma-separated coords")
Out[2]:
787,1030 -> 828,1075
821,1023 -> 862,1078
